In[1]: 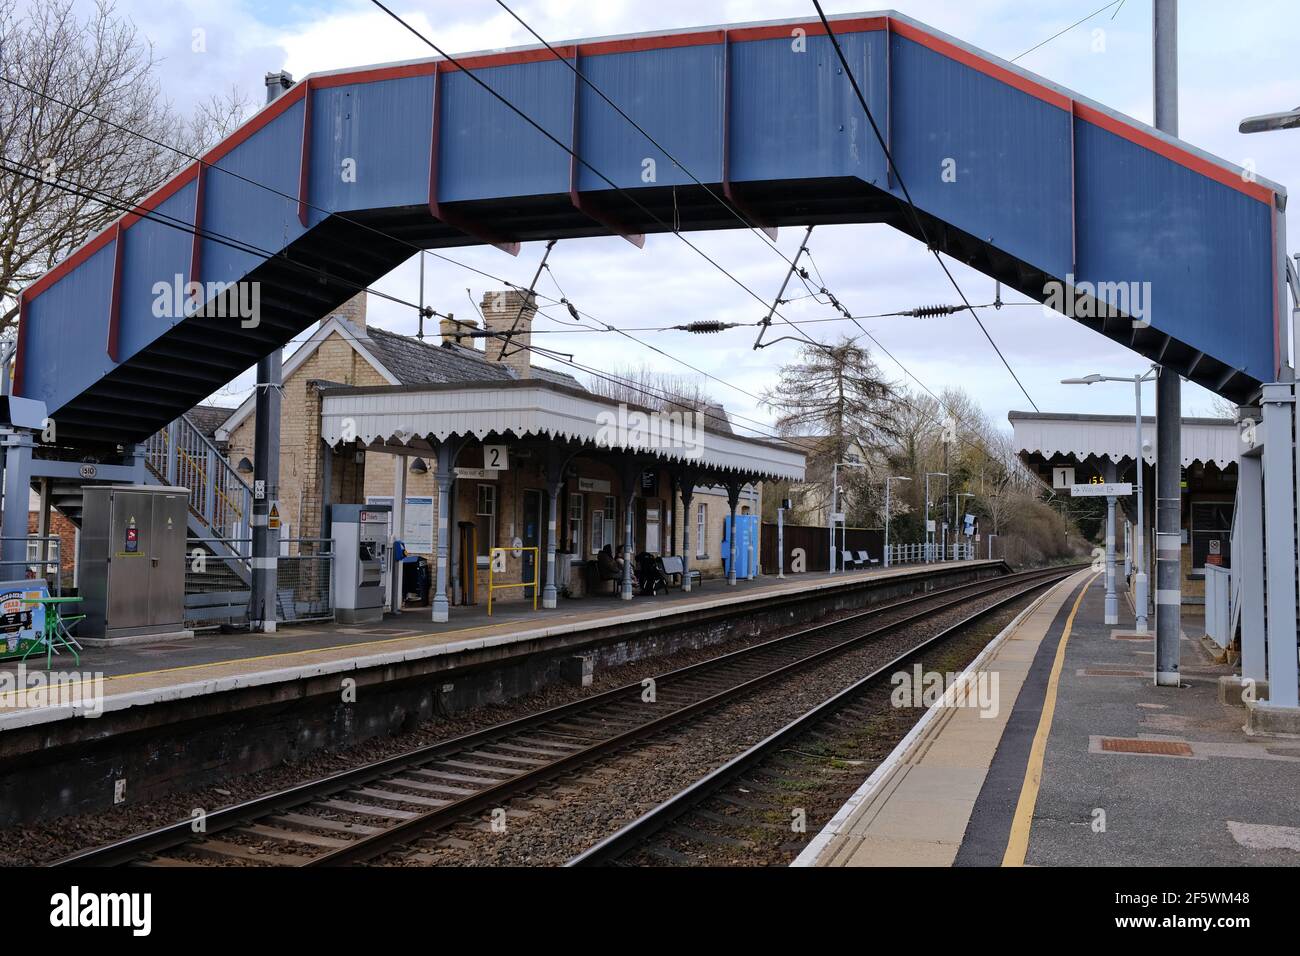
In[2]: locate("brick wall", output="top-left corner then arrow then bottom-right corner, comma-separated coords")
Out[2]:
479,290 -> 533,379
226,324 -> 386,542
29,509 -> 77,582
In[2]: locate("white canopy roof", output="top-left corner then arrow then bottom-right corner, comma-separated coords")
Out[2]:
320,381 -> 805,481
1009,411 -> 1240,469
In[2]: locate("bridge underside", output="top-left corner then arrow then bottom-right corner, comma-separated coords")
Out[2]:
18,12 -> 1286,451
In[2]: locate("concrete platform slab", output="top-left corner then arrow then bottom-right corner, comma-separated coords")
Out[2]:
803,568 -> 1300,867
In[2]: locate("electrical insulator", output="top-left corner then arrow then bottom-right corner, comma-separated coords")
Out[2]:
904,304 -> 963,318
673,320 -> 736,334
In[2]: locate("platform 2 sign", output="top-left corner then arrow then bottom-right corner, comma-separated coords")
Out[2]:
0,580 -> 48,660
1069,482 -> 1133,497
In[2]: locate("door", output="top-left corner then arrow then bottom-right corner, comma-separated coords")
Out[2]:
107,491 -> 154,630
150,492 -> 187,626
522,489 -> 542,600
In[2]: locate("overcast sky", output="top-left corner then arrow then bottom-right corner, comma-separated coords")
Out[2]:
84,0 -> 1300,436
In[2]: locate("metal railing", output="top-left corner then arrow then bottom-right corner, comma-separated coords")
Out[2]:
183,537 -> 332,628
279,539 -> 333,623
145,415 -> 253,555
887,542 -> 975,565
0,535 -> 63,594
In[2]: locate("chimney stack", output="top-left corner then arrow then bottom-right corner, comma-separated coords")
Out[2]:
323,291 -> 367,335
439,315 -> 479,347
480,290 -> 534,378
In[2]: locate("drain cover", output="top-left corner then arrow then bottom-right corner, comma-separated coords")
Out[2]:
1100,738 -> 1193,756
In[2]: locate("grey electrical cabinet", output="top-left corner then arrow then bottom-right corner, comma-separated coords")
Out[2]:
78,485 -> 190,642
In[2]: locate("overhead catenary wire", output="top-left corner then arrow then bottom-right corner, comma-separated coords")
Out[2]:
810,1 -> 1040,413
1010,0 -> 1127,63
9,26 -> 1027,474
4,70 -> 793,421
17,155 -> 796,442
366,0 -> 815,345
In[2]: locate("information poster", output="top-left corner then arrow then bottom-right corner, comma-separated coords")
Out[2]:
366,496 -> 434,554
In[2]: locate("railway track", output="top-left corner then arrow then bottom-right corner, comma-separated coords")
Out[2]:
569,568 -> 1082,866
54,564 -> 1078,868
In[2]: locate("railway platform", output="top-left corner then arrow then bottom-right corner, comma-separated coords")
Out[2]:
0,560 -> 1004,827
798,569 -> 1300,867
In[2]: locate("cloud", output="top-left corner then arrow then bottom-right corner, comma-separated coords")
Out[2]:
109,0 -> 1294,427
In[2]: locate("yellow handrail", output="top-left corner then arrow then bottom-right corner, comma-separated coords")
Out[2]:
486,547 -> 540,616
156,429 -> 245,519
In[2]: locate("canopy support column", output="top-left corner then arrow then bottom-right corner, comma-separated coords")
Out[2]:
432,442 -> 454,623
725,481 -> 741,586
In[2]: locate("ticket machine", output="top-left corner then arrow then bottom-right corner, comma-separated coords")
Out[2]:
330,504 -> 392,623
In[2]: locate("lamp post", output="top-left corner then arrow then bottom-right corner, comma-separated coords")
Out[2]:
829,459 -> 867,573
1062,367 -> 1157,631
884,476 -> 911,567
924,471 -> 947,563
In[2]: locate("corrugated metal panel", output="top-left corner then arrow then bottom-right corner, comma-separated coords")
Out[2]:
23,241 -> 117,411
119,179 -> 197,359
891,33 -> 1074,276
308,75 -> 433,217
440,60 -> 573,202
729,32 -> 885,185
1074,119 -> 1275,382
577,44 -> 725,191
202,97 -> 306,284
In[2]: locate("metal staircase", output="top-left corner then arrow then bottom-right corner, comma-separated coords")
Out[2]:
35,413 -> 253,583
143,414 -> 253,571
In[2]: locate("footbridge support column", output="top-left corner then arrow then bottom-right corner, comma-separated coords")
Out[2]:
1260,384 -> 1299,711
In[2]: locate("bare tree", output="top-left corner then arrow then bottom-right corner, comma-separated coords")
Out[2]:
0,0 -> 250,336
764,335 -> 903,522
583,364 -> 731,430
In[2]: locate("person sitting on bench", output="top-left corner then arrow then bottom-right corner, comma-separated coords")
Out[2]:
597,544 -> 622,593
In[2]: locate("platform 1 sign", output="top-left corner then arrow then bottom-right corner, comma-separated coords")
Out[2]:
1069,482 -> 1132,497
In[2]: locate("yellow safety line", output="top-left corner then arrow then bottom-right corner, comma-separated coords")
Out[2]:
3,561 -> 1003,706
0,620 -> 514,701
1001,571 -> 1099,867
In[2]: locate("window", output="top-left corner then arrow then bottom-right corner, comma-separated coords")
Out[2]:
475,484 -> 496,559
1191,501 -> 1233,569
645,505 -> 661,554
567,492 -> 583,554
603,495 -> 616,552
696,503 -> 707,557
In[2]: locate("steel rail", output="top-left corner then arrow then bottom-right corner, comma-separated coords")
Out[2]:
566,569 -> 1080,866
52,563 -> 1075,867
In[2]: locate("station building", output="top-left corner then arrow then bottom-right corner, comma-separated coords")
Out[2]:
1010,410 -> 1238,609
212,291 -> 799,613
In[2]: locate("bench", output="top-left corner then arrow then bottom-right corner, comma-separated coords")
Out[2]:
585,559 -> 621,596
660,555 -> 702,590
841,550 -> 857,570
856,550 -> 879,567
